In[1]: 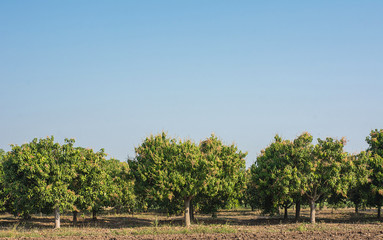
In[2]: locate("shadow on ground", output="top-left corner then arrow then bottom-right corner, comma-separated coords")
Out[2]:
0,209 -> 381,229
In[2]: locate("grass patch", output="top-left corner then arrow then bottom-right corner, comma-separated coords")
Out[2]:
0,230 -> 41,238
0,227 -> 105,239
291,223 -> 309,232
45,229 -> 86,237
0,222 -> 42,238
132,224 -> 237,236
287,223 -> 343,233
111,229 -> 130,236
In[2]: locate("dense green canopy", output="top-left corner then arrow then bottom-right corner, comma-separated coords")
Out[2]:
365,129 -> 383,218
248,133 -> 357,223
0,129 -> 382,227
130,132 -> 246,226
248,133 -> 312,219
3,137 -> 78,228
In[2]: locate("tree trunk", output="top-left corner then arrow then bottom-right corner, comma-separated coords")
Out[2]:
251,206 -> 254,211
295,201 -> 301,221
55,207 -> 60,229
73,211 -> 78,225
310,199 -> 316,224
284,205 -> 288,220
184,197 -> 192,227
378,205 -> 381,219
355,204 -> 359,214
92,210 -> 97,221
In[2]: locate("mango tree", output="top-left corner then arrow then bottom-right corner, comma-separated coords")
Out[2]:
131,132 -> 246,227
346,152 -> 370,214
300,137 -> 351,223
3,137 -> 77,228
249,135 -> 301,219
365,129 -> 383,218
131,133 -> 205,227
70,148 -> 111,223
196,135 -> 247,217
290,132 -> 313,220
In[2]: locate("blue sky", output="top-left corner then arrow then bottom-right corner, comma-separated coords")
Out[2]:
1,1 -> 382,167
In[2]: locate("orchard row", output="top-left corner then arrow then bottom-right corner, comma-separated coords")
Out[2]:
0,129 -> 382,228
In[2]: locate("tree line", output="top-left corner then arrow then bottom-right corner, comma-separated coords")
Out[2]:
0,130 -> 382,228
0,137 -> 135,228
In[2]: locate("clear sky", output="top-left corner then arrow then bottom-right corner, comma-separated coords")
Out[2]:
1,1 -> 382,167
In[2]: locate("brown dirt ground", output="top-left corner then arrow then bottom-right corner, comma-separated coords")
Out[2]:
1,208 -> 383,239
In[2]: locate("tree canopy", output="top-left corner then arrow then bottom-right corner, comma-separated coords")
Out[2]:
1,129 -> 382,227
3,137 -> 78,228
248,133 -> 312,220
365,129 -> 383,218
300,137 -> 352,223
130,132 -> 246,226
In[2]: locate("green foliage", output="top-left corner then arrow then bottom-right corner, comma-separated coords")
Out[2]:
300,137 -> 350,200
245,168 -> 258,210
3,137 -> 77,218
249,135 -> 292,214
248,133 -> 312,216
344,152 -> 370,211
130,132 -> 246,225
0,149 -> 5,161
130,133 -> 205,215
365,129 -> 383,215
104,158 -> 136,213
197,135 -> 247,214
299,137 -> 353,223
2,138 -> 136,223
365,154 -> 383,211
248,133 -> 353,223
2,130 -> 383,224
70,148 -> 111,215
366,129 -> 383,156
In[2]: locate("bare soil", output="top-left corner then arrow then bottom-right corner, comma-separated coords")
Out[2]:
0,208 -> 382,239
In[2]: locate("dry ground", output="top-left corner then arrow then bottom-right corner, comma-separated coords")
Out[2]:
0,208 -> 382,239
